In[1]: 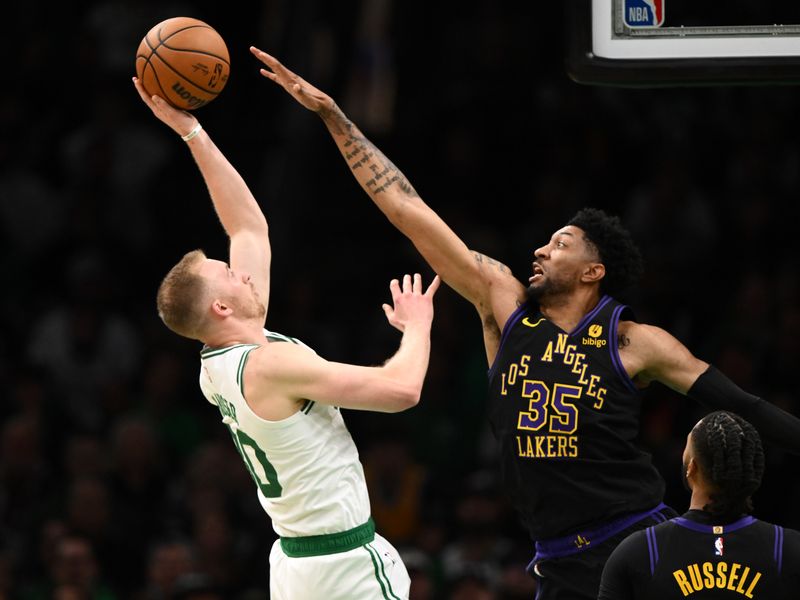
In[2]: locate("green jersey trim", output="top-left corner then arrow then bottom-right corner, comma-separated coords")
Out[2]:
200,344 -> 257,358
236,347 -> 257,395
279,518 -> 375,557
266,331 -> 299,344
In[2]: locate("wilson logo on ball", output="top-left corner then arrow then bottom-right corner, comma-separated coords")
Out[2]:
171,82 -> 208,109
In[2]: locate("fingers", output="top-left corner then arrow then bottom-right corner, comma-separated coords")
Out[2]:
132,77 -> 154,105
250,46 -> 277,66
132,77 -> 172,112
389,274 -> 439,296
250,46 -> 294,78
425,274 -> 441,296
412,273 -> 422,294
389,278 -> 401,298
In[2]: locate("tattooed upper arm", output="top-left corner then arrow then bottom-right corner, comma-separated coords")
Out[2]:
472,252 -> 510,274
618,333 -> 631,350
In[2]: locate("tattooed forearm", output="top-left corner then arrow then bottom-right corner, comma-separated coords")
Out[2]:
318,103 -> 349,136
618,334 -> 631,349
323,108 -> 419,199
472,252 -> 509,274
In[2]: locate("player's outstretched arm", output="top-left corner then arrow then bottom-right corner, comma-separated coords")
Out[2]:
627,322 -> 800,454
245,274 -> 440,415
250,47 -> 524,317
132,77 -> 271,318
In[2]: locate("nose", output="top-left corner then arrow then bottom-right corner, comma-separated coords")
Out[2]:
534,244 -> 548,260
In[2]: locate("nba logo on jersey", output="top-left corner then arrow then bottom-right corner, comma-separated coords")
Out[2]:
714,537 -> 724,556
623,0 -> 665,28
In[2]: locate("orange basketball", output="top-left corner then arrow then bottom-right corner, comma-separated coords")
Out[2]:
135,17 -> 230,110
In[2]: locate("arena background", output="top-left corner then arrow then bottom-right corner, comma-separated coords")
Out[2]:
2,1 -> 799,598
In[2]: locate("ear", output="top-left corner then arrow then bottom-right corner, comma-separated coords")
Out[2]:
211,299 -> 233,318
581,262 -> 605,284
686,457 -> 697,481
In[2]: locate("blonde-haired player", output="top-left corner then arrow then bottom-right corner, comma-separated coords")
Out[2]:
132,74 -> 439,600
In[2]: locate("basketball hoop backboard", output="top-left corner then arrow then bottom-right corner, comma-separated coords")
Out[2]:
568,0 -> 800,86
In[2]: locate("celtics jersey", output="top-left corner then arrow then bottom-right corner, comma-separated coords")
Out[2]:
487,296 -> 664,541
198,329 -> 371,538
599,511 -> 800,599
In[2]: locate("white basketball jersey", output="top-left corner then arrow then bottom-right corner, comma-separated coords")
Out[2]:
198,330 -> 371,538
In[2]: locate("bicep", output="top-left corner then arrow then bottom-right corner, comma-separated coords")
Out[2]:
257,345 -> 415,413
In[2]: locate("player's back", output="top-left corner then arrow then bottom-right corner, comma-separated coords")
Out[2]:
198,330 -> 371,538
604,512 -> 800,599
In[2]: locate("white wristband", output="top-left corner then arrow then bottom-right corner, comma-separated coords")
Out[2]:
181,123 -> 202,142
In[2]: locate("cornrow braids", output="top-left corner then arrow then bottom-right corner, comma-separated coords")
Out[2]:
691,411 -> 765,519
566,208 -> 644,296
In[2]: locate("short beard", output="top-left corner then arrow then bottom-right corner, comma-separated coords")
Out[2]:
232,289 -> 266,322
525,278 -> 570,304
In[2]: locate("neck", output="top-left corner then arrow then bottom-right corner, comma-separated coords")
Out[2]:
538,288 -> 603,332
689,485 -> 714,512
203,319 -> 267,349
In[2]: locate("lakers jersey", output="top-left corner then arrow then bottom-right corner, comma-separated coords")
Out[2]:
599,511 -> 800,599
198,329 -> 371,538
487,296 -> 664,541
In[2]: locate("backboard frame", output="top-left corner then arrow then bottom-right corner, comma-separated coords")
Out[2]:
567,0 -> 800,87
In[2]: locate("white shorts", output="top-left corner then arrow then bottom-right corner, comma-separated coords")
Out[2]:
269,532 -> 410,600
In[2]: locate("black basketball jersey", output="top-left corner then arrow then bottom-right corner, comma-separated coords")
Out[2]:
486,296 -> 664,541
598,511 -> 800,599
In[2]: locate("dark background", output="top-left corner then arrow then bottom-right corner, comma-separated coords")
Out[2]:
2,1 -> 799,598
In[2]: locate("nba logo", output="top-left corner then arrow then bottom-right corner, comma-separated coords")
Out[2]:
623,0 -> 665,28
714,537 -> 724,557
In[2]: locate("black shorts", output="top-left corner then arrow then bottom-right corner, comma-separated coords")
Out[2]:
530,504 -> 678,600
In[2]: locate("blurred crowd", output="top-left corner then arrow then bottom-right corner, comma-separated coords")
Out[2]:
2,1 -> 800,598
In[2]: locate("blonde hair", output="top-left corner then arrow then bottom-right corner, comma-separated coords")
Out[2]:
156,250 -> 210,340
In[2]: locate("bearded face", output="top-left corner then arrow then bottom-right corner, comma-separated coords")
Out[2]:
525,271 -> 575,303
229,280 -> 266,321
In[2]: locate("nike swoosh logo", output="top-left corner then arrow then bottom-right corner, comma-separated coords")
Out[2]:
522,317 -> 545,328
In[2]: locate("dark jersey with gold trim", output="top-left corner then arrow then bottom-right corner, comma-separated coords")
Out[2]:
598,511 -> 800,599
487,296 -> 664,541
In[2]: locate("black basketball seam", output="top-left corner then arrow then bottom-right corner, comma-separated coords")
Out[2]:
158,45 -> 230,66
148,53 -> 224,97
138,24 -> 215,78
146,59 -> 172,103
136,24 -> 209,81
154,24 -> 227,95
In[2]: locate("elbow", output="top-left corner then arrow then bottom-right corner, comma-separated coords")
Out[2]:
390,384 -> 422,413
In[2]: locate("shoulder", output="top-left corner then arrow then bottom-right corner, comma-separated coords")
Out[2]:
599,529 -> 649,600
782,525 -> 800,551
246,340 -> 319,377
617,321 -> 672,349
618,321 -> 707,390
610,528 -> 650,560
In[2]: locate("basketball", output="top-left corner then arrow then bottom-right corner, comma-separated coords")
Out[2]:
135,17 -> 230,110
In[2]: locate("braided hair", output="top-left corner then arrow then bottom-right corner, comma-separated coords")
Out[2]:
566,208 -> 644,296
691,411 -> 765,519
